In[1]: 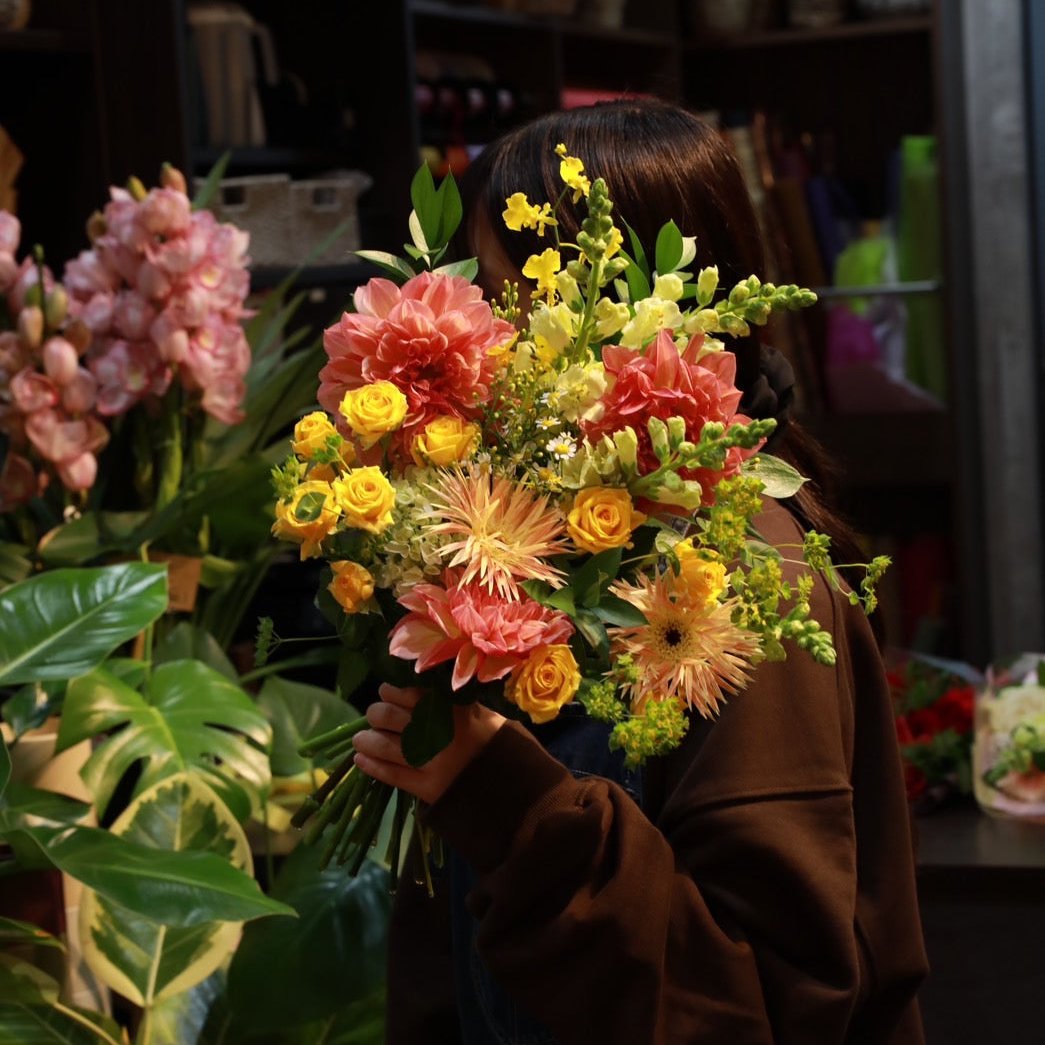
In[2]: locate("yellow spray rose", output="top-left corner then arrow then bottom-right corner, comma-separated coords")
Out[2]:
567,486 -> 646,554
292,411 -> 338,460
412,416 -> 480,467
328,560 -> 375,614
674,539 -> 726,605
272,480 -> 341,559
505,645 -> 581,724
339,381 -> 408,447
333,467 -> 396,534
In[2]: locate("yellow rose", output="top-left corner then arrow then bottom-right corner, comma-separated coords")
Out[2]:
328,560 -> 375,614
505,645 -> 581,724
412,416 -> 480,467
339,381 -> 408,447
292,411 -> 338,460
674,539 -> 726,605
333,467 -> 396,534
567,487 -> 646,554
271,480 -> 341,559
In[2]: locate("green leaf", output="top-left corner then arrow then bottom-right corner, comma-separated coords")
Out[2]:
0,541 -> 31,589
590,594 -> 647,627
79,773 -> 254,1007
146,971 -> 225,1045
621,251 -> 651,305
257,677 -> 359,778
0,736 -> 8,801
336,651 -> 370,703
570,547 -> 623,609
624,221 -> 649,276
0,916 -> 64,951
225,844 -> 389,1033
400,690 -> 454,768
1,684 -> 63,739
0,995 -> 124,1045
36,513 -> 106,566
25,822 -> 294,926
573,610 -> 610,663
432,257 -> 479,281
57,662 -> 271,821
654,219 -> 684,275
434,171 -> 463,249
192,151 -> 231,211
409,164 -> 438,246
0,564 -> 168,687
741,453 -> 808,499
520,579 -> 577,617
407,212 -> 429,255
352,250 -> 415,282
153,622 -> 238,680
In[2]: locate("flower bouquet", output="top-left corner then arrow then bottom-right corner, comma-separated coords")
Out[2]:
270,148 -> 888,881
889,654 -> 979,806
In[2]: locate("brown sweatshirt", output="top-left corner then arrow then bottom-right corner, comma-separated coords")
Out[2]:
386,501 -> 929,1044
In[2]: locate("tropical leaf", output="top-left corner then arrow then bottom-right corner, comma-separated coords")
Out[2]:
1,683 -> 62,740
256,677 -> 360,778
153,622 -> 238,680
57,662 -> 271,821
0,916 -> 64,951
80,774 -> 251,1007
0,564 -> 168,687
225,845 -> 389,1033
0,541 -> 31,589
147,970 -> 225,1045
5,821 -> 293,926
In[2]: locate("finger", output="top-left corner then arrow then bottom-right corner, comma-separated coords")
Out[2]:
353,751 -> 429,799
379,683 -> 424,709
352,727 -> 410,767
365,701 -> 412,733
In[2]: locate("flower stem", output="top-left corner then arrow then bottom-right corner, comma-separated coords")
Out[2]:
297,716 -> 369,757
155,388 -> 184,512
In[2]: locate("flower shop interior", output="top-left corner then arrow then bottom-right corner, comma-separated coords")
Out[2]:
1,0 -> 1044,1042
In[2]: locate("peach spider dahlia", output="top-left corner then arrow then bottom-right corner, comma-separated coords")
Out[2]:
422,466 -> 569,600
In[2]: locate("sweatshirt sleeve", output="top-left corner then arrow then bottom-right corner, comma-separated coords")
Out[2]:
423,582 -> 926,1045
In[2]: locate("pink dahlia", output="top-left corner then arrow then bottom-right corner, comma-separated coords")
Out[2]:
319,272 -> 515,446
582,329 -> 759,506
389,571 -> 574,690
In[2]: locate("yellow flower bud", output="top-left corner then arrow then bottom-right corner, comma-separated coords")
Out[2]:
332,467 -> 396,534
652,273 -> 684,302
17,306 -> 44,349
160,162 -> 188,194
292,411 -> 338,460
328,560 -> 375,614
44,286 -> 69,330
412,415 -> 480,467
271,480 -> 341,559
339,380 -> 408,448
697,265 -> 719,305
127,176 -> 148,202
567,486 -> 646,555
86,211 -> 107,243
505,645 -> 581,725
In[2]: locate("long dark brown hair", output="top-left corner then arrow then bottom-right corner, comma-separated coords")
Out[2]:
458,99 -> 872,607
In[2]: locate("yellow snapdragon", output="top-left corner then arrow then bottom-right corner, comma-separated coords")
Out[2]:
523,248 -> 561,298
503,193 -> 557,237
619,297 -> 683,348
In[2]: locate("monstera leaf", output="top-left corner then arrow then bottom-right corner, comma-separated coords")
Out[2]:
80,773 -> 257,1010
56,660 -> 271,821
0,563 -> 167,687
0,959 -> 124,1045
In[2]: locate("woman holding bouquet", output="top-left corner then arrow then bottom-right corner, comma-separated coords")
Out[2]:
349,99 -> 928,1045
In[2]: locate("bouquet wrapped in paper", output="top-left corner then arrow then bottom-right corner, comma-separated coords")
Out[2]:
270,148 -> 888,881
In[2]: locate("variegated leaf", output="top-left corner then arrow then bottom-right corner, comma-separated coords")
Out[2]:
80,773 -> 252,1008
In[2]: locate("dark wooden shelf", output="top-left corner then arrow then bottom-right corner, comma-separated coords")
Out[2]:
0,28 -> 90,53
191,146 -> 354,174
687,14 -> 932,51
916,800 -> 1045,873
410,0 -> 674,46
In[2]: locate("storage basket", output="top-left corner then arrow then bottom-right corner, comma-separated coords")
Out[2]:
290,171 -> 373,265
199,173 -> 291,267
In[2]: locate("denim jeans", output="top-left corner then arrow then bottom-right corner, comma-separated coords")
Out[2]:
448,703 -> 644,1044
